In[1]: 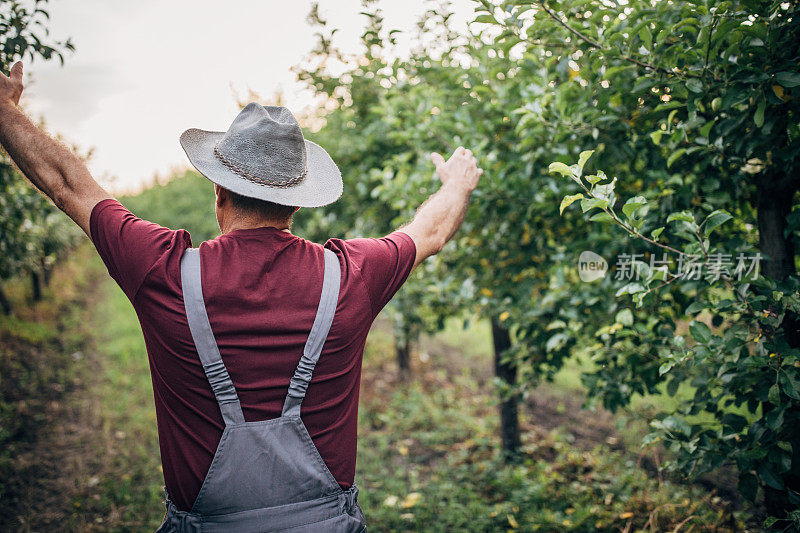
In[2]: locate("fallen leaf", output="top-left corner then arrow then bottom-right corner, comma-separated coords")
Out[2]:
507,514 -> 519,528
400,492 -> 421,508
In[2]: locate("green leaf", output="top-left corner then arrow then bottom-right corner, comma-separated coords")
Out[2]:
667,211 -> 694,224
586,174 -> 604,185
633,77 -> 656,93
616,283 -> 644,297
592,178 -> 616,201
473,14 -> 495,24
616,308 -> 634,326
650,131 -> 663,145
722,413 -> 748,432
779,372 -> 800,401
559,193 -> 584,214
754,96 -> 765,128
666,377 -> 680,396
622,196 -> 647,218
774,71 -> 800,88
768,383 -> 780,405
580,197 -> 609,213
759,464 -> 785,490
689,321 -> 711,343
667,148 -> 686,168
685,301 -> 706,314
655,100 -> 683,112
699,119 -> 715,139
651,227 -> 664,240
578,150 -> 594,170
703,209 -> 732,234
638,26 -> 652,50
548,162 -> 572,177
589,211 -> 613,222
667,108 -> 679,130
686,78 -> 703,93
653,415 -> 691,437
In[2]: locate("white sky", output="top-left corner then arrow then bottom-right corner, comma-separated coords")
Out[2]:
20,0 -> 474,194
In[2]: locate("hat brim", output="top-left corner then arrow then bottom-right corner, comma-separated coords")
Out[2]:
179,128 -> 343,208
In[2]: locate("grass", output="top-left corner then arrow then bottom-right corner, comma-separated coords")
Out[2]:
355,332 -> 741,532
2,247 -> 754,531
67,257 -> 163,531
0,244 -> 100,529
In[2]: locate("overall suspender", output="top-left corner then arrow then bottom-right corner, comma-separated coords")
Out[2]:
180,248 -> 245,426
179,246 -> 341,424
282,248 -> 341,417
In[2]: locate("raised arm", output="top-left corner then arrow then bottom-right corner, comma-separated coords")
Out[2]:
399,146 -> 483,270
0,61 -> 113,237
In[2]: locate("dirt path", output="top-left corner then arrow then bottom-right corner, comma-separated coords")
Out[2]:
0,247 -> 110,532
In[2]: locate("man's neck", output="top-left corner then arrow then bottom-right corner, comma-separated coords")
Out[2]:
222,224 -> 292,234
221,219 -> 292,235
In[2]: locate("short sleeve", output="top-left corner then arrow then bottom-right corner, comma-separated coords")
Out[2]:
89,198 -> 192,301
337,231 -> 416,318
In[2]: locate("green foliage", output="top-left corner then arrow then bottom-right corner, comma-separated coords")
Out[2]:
299,0 -> 800,522
294,2 -> 470,344
0,0 -> 80,306
554,151 -> 799,523
0,0 -> 73,67
488,0 -> 800,521
120,171 -> 220,242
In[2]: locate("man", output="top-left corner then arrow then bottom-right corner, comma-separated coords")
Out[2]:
0,61 -> 482,531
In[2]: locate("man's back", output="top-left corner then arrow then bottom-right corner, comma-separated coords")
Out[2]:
89,198 -> 416,511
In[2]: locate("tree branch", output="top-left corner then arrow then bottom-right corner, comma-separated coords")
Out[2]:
538,2 -> 699,78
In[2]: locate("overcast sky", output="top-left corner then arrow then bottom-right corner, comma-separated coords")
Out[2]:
20,0 -> 474,193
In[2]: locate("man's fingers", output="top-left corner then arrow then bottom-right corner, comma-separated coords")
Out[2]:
430,152 -> 445,170
10,61 -> 22,81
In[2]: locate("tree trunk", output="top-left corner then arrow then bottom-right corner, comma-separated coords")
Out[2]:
396,324 -> 411,381
491,316 -> 521,459
0,282 -> 11,315
757,182 -> 797,282
41,257 -> 51,286
756,178 -> 800,517
30,270 -> 41,302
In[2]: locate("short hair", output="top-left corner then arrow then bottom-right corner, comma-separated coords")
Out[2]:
226,189 -> 297,221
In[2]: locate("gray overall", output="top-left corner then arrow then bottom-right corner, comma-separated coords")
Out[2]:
156,247 -> 367,532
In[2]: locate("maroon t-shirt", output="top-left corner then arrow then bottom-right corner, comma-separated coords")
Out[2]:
89,198 -> 416,512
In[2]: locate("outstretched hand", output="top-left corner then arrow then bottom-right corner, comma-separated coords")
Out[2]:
430,146 -> 483,192
0,61 -> 24,107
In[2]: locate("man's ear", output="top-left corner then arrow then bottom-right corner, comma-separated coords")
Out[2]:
214,184 -> 226,208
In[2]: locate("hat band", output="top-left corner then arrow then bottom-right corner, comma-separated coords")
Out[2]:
213,143 -> 307,189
